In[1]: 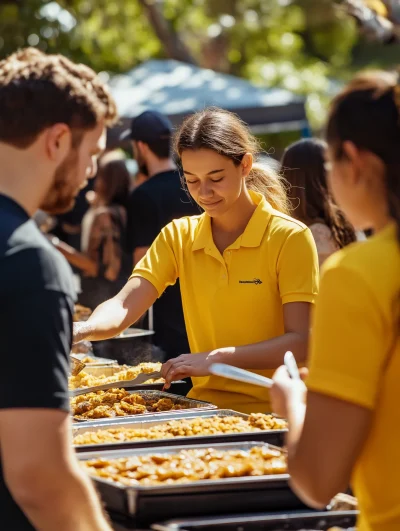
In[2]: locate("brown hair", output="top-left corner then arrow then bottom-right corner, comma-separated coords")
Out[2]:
326,71 -> 400,251
174,107 -> 290,214
281,138 -> 356,248
0,47 -> 118,148
96,157 -> 130,208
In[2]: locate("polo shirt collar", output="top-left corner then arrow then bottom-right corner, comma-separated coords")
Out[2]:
192,190 -> 272,251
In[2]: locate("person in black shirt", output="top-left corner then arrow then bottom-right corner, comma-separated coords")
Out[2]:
0,47 -> 116,530
123,111 -> 200,359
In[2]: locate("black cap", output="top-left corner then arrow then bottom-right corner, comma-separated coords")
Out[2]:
119,110 -> 172,143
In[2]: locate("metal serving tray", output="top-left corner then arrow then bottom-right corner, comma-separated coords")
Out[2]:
115,328 -> 155,339
80,441 -> 307,526
73,409 -> 286,453
72,390 -> 216,423
72,354 -> 118,367
70,363 -> 186,394
152,511 -> 358,531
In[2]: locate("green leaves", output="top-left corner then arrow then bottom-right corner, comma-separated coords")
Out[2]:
0,0 -> 396,129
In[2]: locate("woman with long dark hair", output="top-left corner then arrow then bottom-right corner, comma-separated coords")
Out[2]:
271,72 -> 400,530
73,108 -> 319,413
281,138 -> 356,265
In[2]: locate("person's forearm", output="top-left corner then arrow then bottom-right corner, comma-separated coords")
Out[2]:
215,332 -> 308,370
15,466 -> 111,531
74,297 -> 133,342
74,277 -> 158,343
285,400 -> 325,509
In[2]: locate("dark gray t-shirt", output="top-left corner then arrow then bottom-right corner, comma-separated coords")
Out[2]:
0,194 -> 75,530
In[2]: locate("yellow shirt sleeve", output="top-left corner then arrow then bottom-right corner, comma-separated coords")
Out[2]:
307,262 -> 387,410
130,223 -> 179,297
277,227 -> 319,305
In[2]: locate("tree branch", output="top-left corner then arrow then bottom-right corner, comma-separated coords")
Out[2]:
137,0 -> 197,64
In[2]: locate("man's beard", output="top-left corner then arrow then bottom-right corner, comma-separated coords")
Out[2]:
40,149 -> 82,215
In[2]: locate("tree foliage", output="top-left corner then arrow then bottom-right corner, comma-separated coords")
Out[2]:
0,0 -> 398,127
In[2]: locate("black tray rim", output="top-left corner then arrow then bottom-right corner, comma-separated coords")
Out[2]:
151,510 -> 359,531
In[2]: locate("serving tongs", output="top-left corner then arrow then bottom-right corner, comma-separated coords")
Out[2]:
210,351 -> 300,390
70,370 -> 163,397
70,355 -> 86,376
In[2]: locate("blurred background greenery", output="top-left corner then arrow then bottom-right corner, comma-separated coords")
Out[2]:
1,0 -> 399,129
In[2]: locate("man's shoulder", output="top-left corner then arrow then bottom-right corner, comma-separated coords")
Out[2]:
132,170 -> 181,194
0,220 -> 76,299
129,170 -> 199,216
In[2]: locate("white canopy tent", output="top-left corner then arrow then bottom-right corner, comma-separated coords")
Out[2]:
107,59 -> 309,146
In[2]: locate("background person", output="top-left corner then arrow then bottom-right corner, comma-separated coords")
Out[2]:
0,47 -> 116,531
52,154 -> 132,310
123,110 -> 200,360
271,71 -> 400,531
74,108 -> 319,414
281,138 -> 356,265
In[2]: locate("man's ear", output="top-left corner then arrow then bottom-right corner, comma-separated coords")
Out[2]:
45,123 -> 72,163
137,140 -> 150,158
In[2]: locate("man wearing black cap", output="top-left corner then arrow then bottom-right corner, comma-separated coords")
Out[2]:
122,110 -> 200,360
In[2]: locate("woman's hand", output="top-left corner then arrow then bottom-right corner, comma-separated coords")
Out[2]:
161,349 -> 227,389
270,365 -> 308,418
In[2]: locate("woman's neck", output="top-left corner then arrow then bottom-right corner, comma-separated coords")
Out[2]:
211,188 -> 257,252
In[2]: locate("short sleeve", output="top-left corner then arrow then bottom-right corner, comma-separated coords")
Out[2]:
130,223 -> 179,297
0,290 -> 72,411
307,264 -> 388,410
277,227 -> 319,304
126,187 -> 160,252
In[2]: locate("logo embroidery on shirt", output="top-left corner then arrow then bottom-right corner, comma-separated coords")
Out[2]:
239,278 -> 263,285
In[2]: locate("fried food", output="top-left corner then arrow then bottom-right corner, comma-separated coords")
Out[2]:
73,413 -> 287,445
82,446 -> 287,486
69,362 -> 163,390
71,389 -> 189,420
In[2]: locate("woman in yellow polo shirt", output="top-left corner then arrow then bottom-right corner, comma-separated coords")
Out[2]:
271,72 -> 400,530
74,108 -> 318,413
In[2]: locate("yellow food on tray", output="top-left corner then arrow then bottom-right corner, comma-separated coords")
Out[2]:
82,446 -> 287,486
71,389 -> 187,420
69,362 -> 163,390
73,413 -> 287,445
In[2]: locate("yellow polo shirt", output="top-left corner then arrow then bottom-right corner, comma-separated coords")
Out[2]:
133,191 -> 319,413
307,223 -> 400,531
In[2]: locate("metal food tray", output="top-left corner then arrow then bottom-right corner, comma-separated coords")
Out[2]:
80,441 -> 307,526
74,409 -> 286,453
152,511 -> 358,531
72,390 -> 216,423
115,328 -> 155,339
72,354 -> 118,367
70,364 -> 186,393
